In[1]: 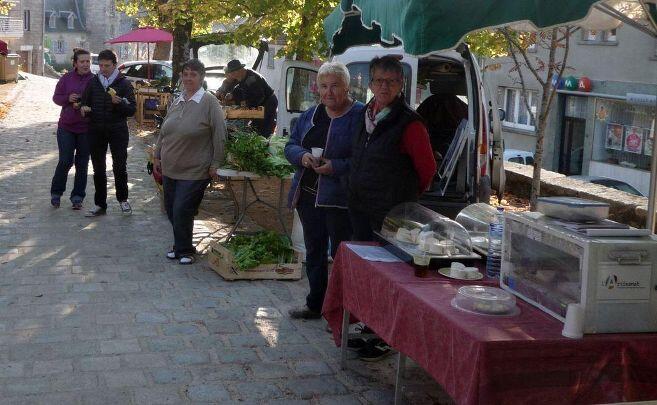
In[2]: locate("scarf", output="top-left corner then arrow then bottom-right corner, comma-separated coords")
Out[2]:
365,101 -> 392,134
99,69 -> 119,90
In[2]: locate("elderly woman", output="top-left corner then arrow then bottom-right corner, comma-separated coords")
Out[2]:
154,59 -> 227,265
285,62 -> 364,319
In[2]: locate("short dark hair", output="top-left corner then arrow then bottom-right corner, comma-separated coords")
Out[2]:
98,49 -> 117,64
182,58 -> 205,78
369,55 -> 403,80
72,48 -> 90,63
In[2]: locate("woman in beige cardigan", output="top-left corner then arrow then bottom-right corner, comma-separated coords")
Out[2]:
154,59 -> 226,264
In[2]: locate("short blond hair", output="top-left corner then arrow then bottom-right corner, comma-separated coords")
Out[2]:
317,62 -> 350,88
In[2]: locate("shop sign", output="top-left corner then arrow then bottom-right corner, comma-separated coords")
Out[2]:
627,93 -> 657,107
578,77 -> 592,92
564,76 -> 579,91
624,126 -> 644,154
553,75 -> 593,92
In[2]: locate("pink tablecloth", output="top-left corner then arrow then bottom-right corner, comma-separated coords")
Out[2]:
323,242 -> 657,405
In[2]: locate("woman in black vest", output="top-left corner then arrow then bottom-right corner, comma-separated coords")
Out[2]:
348,56 -> 436,241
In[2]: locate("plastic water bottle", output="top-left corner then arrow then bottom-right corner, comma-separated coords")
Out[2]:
486,207 -> 505,278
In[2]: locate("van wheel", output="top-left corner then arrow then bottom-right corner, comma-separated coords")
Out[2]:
478,175 -> 492,203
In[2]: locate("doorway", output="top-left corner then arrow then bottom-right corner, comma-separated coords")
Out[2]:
18,51 -> 30,73
559,117 -> 586,175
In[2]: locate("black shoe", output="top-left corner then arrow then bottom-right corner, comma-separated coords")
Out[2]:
358,339 -> 392,362
51,196 -> 60,208
288,305 -> 322,320
347,337 -> 368,351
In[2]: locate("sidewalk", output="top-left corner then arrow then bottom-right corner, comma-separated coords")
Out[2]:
0,74 -> 447,404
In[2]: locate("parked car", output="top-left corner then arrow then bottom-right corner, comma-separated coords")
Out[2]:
569,175 -> 644,196
504,149 -> 534,165
118,60 -> 173,85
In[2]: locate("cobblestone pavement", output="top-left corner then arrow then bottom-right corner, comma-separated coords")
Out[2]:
0,75 -> 449,404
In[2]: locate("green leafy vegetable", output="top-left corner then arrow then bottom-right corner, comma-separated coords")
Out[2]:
224,231 -> 295,270
224,130 -> 294,178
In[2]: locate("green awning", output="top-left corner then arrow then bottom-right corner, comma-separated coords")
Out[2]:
325,0 -> 657,55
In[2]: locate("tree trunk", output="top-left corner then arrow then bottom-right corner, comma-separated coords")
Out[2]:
170,20 -> 193,88
529,91 -> 552,209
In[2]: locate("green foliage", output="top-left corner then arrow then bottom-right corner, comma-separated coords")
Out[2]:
465,30 -> 509,58
116,0 -> 339,61
225,130 -> 294,178
225,231 -> 295,270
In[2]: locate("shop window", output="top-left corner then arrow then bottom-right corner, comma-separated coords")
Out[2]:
67,14 -> 74,29
54,40 -> 65,54
591,98 -> 655,172
49,12 -> 56,29
501,87 -> 538,131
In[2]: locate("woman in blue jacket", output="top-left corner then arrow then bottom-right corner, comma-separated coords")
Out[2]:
285,62 -> 364,319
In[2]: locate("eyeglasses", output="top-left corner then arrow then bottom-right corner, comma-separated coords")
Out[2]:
371,78 -> 401,88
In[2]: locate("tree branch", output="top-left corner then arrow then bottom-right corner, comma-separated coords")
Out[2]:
501,28 -> 546,87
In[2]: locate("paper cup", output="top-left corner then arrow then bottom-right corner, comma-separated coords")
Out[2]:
562,303 -> 584,339
311,148 -> 324,158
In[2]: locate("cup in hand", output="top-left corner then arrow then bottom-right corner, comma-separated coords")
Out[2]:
311,148 -> 324,158
562,303 -> 584,339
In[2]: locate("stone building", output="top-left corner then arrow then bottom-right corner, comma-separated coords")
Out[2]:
0,0 -> 45,74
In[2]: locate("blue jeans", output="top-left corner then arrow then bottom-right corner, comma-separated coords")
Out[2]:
50,127 -> 90,203
296,191 -> 352,312
163,176 -> 210,256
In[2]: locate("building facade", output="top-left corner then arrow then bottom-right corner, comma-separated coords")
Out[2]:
485,24 -> 657,195
44,0 -> 136,71
1,0 -> 45,75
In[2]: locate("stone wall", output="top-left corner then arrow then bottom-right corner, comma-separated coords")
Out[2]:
505,162 -> 649,229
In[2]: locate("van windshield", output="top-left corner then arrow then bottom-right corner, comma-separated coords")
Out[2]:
346,62 -> 412,105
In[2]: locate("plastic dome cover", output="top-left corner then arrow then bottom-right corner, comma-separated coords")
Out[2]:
380,202 -> 473,257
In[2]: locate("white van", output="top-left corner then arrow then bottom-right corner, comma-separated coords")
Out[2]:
274,45 -> 505,217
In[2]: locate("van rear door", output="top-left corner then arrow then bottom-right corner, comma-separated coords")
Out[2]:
276,61 -> 318,137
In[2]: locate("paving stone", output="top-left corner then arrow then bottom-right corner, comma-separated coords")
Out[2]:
144,336 -> 187,352
103,370 -> 148,388
48,372 -> 99,392
214,348 -> 260,364
190,364 -> 247,381
135,311 -> 169,324
117,324 -> 159,338
205,319 -> 242,334
282,377 -> 349,399
32,359 -> 73,375
100,339 -> 141,355
0,362 -> 24,378
151,368 -> 193,384
120,353 -> 168,369
162,323 -> 202,336
170,350 -> 210,366
234,381 -> 283,401
80,389 -> 133,405
186,383 -> 231,402
318,395 -> 364,405
135,387 -> 185,404
96,313 -> 134,325
78,356 -> 121,372
246,362 -> 293,379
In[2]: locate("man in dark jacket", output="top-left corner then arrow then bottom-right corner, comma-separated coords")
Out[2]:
220,59 -> 278,137
80,49 -> 136,217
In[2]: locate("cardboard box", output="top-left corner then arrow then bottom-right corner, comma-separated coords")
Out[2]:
208,242 -> 302,281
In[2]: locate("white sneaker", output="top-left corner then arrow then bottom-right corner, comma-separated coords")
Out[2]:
85,206 -> 107,217
120,200 -> 132,214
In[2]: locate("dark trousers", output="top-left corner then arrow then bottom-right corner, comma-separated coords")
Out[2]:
163,176 -> 210,256
297,192 -> 352,312
349,206 -> 386,242
50,127 -> 90,203
89,125 -> 129,209
252,95 -> 278,137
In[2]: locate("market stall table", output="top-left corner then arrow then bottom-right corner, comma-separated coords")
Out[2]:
216,169 -> 290,240
323,242 -> 657,405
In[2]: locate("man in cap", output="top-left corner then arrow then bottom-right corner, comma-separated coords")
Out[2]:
218,59 -> 278,137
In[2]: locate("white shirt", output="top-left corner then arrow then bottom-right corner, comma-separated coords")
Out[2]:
173,87 -> 206,106
99,69 -> 119,89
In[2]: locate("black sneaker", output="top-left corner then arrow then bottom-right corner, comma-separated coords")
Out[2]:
347,337 -> 368,351
358,339 -> 392,362
288,305 -> 322,320
51,196 -> 60,208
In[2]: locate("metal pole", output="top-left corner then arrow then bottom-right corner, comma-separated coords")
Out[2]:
647,104 -> 657,231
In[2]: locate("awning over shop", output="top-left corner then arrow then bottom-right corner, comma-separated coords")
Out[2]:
324,0 -> 657,56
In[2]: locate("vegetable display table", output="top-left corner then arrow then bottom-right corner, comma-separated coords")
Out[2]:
217,169 -> 290,240
323,242 -> 657,405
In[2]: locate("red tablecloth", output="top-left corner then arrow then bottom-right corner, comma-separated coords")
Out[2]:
323,243 -> 657,405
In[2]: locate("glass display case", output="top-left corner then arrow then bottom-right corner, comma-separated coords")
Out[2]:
377,202 -> 480,264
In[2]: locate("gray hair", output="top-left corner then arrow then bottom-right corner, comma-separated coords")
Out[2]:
317,62 -> 350,88
181,58 -> 205,78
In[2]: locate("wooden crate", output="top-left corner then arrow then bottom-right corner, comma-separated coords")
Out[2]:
207,242 -> 302,281
136,91 -> 170,124
223,106 -> 265,120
